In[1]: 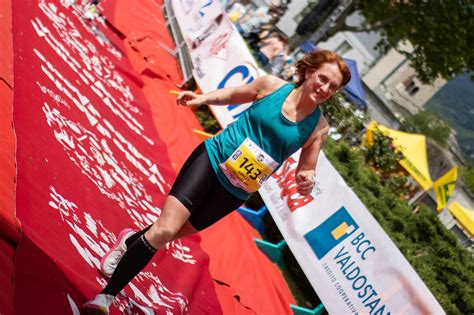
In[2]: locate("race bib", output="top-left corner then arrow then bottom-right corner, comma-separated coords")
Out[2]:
219,138 -> 278,193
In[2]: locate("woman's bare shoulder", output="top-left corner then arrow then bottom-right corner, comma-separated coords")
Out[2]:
255,75 -> 290,99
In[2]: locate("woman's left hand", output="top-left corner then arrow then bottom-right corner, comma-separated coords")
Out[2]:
176,91 -> 207,106
295,170 -> 316,196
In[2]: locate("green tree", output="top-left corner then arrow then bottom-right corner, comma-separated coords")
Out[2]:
320,93 -> 368,139
401,110 -> 451,148
460,166 -> 474,194
364,127 -> 404,173
307,0 -> 474,83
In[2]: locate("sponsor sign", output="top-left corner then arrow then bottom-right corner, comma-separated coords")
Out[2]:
260,151 -> 444,314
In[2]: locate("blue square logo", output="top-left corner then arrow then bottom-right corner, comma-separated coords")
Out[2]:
304,207 -> 358,259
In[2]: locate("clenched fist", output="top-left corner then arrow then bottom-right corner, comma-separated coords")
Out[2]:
176,91 -> 207,106
295,170 -> 316,196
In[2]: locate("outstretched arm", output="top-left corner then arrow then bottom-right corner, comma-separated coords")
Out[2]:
176,75 -> 285,106
295,116 -> 329,196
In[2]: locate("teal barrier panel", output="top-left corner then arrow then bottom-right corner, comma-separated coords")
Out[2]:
237,206 -> 268,237
253,238 -> 286,265
290,303 -> 325,315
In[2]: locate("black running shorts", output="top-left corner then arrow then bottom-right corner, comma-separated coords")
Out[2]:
169,142 -> 245,231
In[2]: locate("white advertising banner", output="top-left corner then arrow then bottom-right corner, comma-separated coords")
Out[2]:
170,1 -> 444,313
171,0 -> 265,127
260,150 -> 444,314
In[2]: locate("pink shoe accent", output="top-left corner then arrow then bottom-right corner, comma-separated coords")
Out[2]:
100,228 -> 135,277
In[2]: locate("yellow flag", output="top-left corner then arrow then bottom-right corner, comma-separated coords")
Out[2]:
434,167 -> 458,211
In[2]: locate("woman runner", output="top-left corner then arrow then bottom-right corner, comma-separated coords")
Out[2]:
83,50 -> 351,314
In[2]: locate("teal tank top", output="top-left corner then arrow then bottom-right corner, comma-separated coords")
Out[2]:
204,83 -> 321,200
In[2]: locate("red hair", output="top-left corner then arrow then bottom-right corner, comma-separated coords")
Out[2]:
295,50 -> 351,88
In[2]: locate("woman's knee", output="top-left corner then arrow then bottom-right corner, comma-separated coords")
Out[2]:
145,224 -> 178,247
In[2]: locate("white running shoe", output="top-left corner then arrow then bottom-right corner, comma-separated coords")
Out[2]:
82,294 -> 115,315
100,228 -> 135,277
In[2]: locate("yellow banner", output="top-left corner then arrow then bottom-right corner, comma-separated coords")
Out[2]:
399,159 -> 433,191
448,201 -> 474,235
434,167 -> 458,211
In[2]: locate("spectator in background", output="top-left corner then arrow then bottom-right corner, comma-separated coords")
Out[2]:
226,0 -> 252,22
235,5 -> 273,38
228,1 -> 291,76
280,56 -> 297,81
263,0 -> 291,24
257,32 -> 288,74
